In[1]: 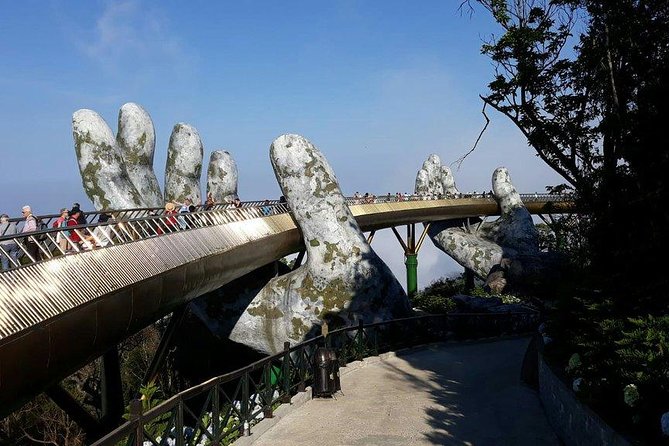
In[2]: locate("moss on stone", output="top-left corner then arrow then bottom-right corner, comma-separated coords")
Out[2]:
323,241 -> 346,264
291,317 -> 309,338
247,303 -> 284,319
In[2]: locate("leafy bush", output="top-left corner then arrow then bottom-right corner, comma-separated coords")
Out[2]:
470,285 -> 522,304
410,276 -> 464,314
548,294 -> 669,442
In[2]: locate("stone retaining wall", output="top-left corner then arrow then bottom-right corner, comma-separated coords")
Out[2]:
537,352 -> 632,446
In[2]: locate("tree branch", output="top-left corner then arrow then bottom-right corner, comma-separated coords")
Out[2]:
453,99 -> 491,170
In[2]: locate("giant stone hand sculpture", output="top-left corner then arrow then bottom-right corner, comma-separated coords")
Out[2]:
207,150 -> 239,203
73,103 -> 237,209
416,155 -> 546,293
230,134 -> 410,354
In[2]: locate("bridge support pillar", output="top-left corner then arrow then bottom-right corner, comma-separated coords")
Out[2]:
391,223 -> 431,298
142,304 -> 188,387
101,346 -> 124,431
405,254 -> 418,298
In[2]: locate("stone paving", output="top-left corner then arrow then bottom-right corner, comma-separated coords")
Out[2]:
248,337 -> 559,446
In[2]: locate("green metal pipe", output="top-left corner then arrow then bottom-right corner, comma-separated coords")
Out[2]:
405,254 -> 418,297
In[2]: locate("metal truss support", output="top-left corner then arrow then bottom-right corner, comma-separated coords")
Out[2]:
390,223 -> 431,298
100,346 -> 124,431
45,384 -> 103,440
292,250 -> 306,271
142,304 -> 188,387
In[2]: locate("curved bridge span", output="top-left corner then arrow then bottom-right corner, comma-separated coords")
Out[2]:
0,195 -> 571,413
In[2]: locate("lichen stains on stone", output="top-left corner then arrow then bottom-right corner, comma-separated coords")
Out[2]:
319,277 -> 351,312
291,317 -> 309,338
309,239 -> 320,247
247,302 -> 284,319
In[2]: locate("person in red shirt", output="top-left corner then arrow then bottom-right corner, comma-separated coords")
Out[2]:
163,202 -> 178,233
67,208 -> 83,249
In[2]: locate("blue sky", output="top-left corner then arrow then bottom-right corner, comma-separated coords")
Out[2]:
0,0 -> 565,287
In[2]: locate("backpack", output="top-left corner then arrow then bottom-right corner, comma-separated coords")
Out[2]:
33,216 -> 48,241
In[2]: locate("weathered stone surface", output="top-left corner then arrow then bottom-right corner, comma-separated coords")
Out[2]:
165,123 -> 203,205
207,150 -> 238,203
75,104 -> 238,211
416,157 -> 548,291
230,134 -> 410,354
415,154 -> 459,197
117,103 -> 163,207
72,109 -> 145,209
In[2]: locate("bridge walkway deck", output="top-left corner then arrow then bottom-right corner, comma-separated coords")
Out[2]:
248,337 -> 558,445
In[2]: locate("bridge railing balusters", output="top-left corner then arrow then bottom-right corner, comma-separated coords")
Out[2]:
0,194 -> 572,272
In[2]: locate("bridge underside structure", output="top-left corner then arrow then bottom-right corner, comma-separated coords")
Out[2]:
0,198 -> 570,418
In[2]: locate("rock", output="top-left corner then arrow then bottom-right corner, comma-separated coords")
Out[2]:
72,109 -> 145,209
485,264 -> 507,295
661,412 -> 669,436
230,134 -> 410,354
207,150 -> 238,203
165,123 -> 203,205
117,103 -> 163,207
416,157 -> 557,292
414,154 -> 459,197
75,104 -> 238,211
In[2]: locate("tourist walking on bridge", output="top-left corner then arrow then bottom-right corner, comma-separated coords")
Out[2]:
0,214 -> 20,270
66,208 -> 84,251
20,206 -> 41,261
53,208 -> 69,252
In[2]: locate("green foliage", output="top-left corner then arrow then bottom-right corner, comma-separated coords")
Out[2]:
550,296 -> 669,438
411,276 -> 463,314
122,381 -> 169,441
470,285 -> 521,304
467,2 -> 669,437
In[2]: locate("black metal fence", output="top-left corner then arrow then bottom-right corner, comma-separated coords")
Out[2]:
92,311 -> 538,446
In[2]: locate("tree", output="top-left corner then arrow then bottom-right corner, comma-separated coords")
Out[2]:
463,0 -> 669,304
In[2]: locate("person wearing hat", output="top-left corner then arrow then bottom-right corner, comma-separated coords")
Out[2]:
163,202 -> 178,233
0,214 -> 20,269
52,208 -> 70,252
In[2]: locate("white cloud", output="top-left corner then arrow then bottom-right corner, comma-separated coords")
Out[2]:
79,0 -> 195,77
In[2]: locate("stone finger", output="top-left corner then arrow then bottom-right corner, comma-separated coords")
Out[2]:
207,150 -> 238,203
164,123 -> 203,205
490,167 -> 539,253
117,103 -> 163,207
230,134 -> 409,354
432,228 -> 504,278
73,109 -> 145,210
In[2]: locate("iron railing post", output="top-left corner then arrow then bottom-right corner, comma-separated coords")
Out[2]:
263,363 -> 274,419
175,399 -> 184,446
297,347 -> 306,393
356,320 -> 364,360
212,385 -> 220,446
241,373 -> 250,436
129,399 -> 143,446
281,341 -> 291,403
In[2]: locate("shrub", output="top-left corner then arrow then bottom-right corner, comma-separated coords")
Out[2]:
410,276 -> 464,314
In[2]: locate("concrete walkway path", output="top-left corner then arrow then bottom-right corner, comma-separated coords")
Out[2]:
248,337 -> 558,446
